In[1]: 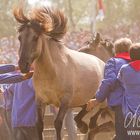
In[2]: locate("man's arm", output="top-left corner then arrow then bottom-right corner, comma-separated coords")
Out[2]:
86,59 -> 118,111
0,71 -> 33,84
95,58 -> 118,102
0,64 -> 18,74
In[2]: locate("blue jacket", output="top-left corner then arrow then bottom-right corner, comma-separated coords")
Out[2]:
10,79 -> 37,127
95,58 -> 129,107
118,64 -> 140,117
0,72 -> 25,84
2,84 -> 13,110
0,64 -> 26,109
0,64 -> 25,84
0,64 -> 16,74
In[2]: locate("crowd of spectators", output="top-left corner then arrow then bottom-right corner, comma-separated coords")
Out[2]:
0,30 -> 93,64
0,36 -> 19,64
0,26 -> 140,64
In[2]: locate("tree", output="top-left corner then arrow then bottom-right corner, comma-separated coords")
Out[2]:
0,0 -> 28,37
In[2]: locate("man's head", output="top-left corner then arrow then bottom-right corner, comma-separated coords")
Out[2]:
129,43 -> 140,61
114,38 -> 132,54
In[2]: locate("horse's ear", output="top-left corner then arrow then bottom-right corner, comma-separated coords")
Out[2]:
95,32 -> 101,45
13,7 -> 29,23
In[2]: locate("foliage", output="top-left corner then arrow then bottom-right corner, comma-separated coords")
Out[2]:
96,0 -> 140,41
1,0 -> 140,63
0,0 -> 29,37
0,0 -> 140,40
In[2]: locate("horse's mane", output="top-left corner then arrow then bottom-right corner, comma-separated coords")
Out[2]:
101,39 -> 114,56
13,7 -> 67,40
78,37 -> 114,57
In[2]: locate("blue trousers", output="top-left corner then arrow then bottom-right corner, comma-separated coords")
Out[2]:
113,106 -> 130,140
127,117 -> 140,140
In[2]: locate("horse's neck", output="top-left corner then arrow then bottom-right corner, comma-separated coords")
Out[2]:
34,38 -> 66,78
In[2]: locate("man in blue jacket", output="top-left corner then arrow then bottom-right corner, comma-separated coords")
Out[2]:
86,38 -> 132,140
4,78 -> 44,140
117,43 -> 140,140
0,64 -> 33,140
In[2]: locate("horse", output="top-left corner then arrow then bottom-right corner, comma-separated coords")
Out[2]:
13,7 -> 106,140
76,33 -> 115,139
78,32 -> 114,62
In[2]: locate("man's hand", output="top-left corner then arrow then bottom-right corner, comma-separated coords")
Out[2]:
22,71 -> 34,80
86,98 -> 100,112
15,65 -> 20,71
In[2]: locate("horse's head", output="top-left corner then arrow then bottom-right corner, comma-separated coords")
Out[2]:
79,33 -> 114,62
17,22 -> 41,73
78,32 -> 101,54
13,7 -> 67,73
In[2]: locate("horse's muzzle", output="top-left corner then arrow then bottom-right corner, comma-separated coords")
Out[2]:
18,60 -> 31,73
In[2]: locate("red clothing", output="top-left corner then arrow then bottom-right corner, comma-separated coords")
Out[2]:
115,52 -> 131,61
130,60 -> 140,71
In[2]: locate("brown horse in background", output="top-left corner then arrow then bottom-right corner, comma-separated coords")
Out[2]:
76,33 -> 115,139
13,7 -> 106,140
78,32 -> 114,61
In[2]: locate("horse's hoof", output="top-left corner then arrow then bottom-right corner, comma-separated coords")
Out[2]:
77,121 -> 88,134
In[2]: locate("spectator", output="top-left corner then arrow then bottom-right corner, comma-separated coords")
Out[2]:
0,64 -> 33,140
118,43 -> 140,140
86,38 -> 132,140
4,78 -> 44,140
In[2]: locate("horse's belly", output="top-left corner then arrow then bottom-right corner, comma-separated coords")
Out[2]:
68,70 -> 102,107
69,83 -> 99,108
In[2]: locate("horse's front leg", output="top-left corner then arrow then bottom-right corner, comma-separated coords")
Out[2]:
54,97 -> 69,140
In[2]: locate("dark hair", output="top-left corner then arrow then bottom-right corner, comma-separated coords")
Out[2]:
129,43 -> 140,61
114,38 -> 132,54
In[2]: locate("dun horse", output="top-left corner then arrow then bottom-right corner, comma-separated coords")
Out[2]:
14,7 -> 105,140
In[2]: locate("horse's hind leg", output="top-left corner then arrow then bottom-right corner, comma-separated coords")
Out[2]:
54,98 -> 69,140
88,121 -> 114,140
89,109 -> 103,129
74,104 -> 89,133
74,105 -> 103,134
